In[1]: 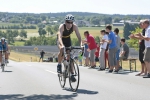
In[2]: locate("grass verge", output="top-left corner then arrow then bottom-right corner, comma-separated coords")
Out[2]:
9,51 -> 39,62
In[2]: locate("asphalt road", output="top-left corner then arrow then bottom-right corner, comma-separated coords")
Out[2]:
0,61 -> 150,100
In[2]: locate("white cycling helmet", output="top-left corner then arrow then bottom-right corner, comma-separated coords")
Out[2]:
1,37 -> 5,41
65,14 -> 75,22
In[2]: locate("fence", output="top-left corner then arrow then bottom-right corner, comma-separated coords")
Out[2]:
10,46 -> 139,62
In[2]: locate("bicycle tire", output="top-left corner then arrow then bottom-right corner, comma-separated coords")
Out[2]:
2,57 -> 5,72
5,62 -> 7,67
2,65 -> 4,72
58,63 -> 66,88
68,59 -> 80,92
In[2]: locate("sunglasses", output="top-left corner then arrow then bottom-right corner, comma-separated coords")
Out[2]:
66,21 -> 73,24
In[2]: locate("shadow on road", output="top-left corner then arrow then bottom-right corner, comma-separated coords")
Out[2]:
114,70 -> 138,75
64,88 -> 98,95
0,94 -> 77,100
4,71 -> 13,72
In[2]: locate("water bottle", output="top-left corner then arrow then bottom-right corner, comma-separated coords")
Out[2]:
64,60 -> 68,65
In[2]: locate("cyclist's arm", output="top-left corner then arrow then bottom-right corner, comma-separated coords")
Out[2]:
74,24 -> 82,46
6,43 -> 9,52
58,24 -> 64,47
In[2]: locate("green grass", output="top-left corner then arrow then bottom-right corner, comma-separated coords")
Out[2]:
13,41 -> 25,46
0,29 -> 38,33
71,26 -> 124,39
0,22 -> 38,33
10,51 -> 38,62
0,22 -> 20,26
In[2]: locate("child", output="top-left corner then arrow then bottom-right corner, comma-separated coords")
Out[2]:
78,50 -> 83,66
94,43 -> 100,67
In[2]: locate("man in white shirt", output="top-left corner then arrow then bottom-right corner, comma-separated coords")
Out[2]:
98,30 -> 108,71
138,19 -> 150,78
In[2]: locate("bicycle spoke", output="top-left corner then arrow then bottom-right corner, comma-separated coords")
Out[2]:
58,63 -> 66,88
69,60 -> 80,92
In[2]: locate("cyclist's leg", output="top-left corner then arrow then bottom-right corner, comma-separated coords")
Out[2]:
4,51 -> 8,63
5,51 -> 8,60
66,50 -> 76,82
57,41 -> 64,73
58,44 -> 64,63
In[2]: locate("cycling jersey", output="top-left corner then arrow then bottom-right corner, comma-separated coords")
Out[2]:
0,41 -> 7,51
58,24 -> 73,47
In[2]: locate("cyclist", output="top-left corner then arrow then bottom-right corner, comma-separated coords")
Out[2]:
57,14 -> 82,82
0,37 -> 10,66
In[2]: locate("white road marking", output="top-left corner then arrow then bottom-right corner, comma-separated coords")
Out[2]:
45,70 -> 57,75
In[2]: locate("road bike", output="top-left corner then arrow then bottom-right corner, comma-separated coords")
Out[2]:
0,47 -> 6,72
58,46 -> 83,92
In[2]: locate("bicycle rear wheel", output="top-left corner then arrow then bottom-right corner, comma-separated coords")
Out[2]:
2,57 -> 5,72
69,59 -> 80,92
58,63 -> 66,88
2,65 -> 4,72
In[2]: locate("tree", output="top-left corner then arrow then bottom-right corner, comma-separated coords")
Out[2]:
123,23 -> 138,40
72,38 -> 79,46
114,17 -> 121,23
104,17 -> 112,24
53,25 -> 59,32
41,15 -> 47,21
46,26 -> 52,36
25,16 -> 34,23
128,27 -> 142,50
38,23 -> 45,28
95,36 -> 100,43
90,17 -> 100,25
20,29 -> 27,38
38,28 -> 43,36
25,40 -> 32,46
41,29 -> 47,36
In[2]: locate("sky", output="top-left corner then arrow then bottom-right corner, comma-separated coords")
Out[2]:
0,0 -> 150,15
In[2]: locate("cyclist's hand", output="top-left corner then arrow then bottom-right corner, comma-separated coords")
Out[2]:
61,45 -> 65,49
87,49 -> 91,52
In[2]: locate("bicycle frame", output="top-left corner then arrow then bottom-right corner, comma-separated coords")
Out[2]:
63,47 -> 83,76
58,46 -> 83,91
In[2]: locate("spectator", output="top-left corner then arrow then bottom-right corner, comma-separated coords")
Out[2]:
98,30 -> 108,71
94,43 -> 100,67
119,38 -> 129,69
105,32 -> 110,69
129,20 -> 147,76
114,28 -> 121,71
39,49 -> 45,62
138,19 -> 150,78
83,31 -> 97,68
83,39 -> 90,67
105,25 -> 117,72
78,50 -> 83,66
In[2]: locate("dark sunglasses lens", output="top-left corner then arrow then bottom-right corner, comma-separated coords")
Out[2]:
67,21 -> 73,24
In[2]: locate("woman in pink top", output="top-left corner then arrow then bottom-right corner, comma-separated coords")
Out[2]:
83,31 -> 97,68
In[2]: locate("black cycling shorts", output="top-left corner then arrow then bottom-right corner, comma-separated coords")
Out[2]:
62,37 -> 71,47
57,37 -> 72,52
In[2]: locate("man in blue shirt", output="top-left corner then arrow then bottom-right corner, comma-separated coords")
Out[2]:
104,25 -> 117,72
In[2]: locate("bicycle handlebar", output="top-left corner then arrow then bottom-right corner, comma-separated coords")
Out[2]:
62,46 -> 84,56
65,46 -> 84,50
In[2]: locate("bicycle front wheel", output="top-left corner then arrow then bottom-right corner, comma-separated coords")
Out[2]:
58,63 -> 66,88
69,59 -> 80,92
